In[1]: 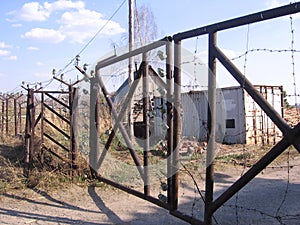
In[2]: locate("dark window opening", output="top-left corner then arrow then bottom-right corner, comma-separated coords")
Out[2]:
226,119 -> 235,128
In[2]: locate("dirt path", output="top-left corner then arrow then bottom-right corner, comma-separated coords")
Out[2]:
0,157 -> 300,224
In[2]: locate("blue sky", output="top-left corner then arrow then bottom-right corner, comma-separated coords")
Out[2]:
0,0 -> 299,103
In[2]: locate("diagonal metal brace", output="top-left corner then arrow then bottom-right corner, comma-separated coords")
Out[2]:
213,45 -> 300,152
212,122 -> 300,213
96,63 -> 143,169
95,70 -> 145,179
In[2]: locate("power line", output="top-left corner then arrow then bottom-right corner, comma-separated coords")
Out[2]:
56,0 -> 127,77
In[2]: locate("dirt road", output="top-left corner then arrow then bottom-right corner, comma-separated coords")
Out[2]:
1,157 -> 300,225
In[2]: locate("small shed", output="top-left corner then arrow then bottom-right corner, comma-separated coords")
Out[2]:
181,85 -> 283,145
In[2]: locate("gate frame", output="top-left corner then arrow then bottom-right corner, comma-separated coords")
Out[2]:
173,2 -> 300,224
24,81 -> 79,177
84,2 -> 300,225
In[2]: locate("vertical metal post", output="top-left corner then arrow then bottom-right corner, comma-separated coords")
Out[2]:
28,89 -> 35,175
166,40 -> 174,206
171,40 -> 181,211
142,52 -> 150,196
1,101 -> 4,138
24,89 -> 31,170
69,85 -> 77,176
14,98 -> 17,136
6,98 -> 8,136
204,32 -> 217,225
128,0 -> 135,141
19,103 -> 22,136
40,92 -> 45,165
280,86 -> 284,118
89,78 -> 100,178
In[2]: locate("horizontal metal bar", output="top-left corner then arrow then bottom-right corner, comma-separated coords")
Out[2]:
42,146 -> 68,163
170,210 -> 204,225
44,118 -> 70,139
44,133 -> 69,152
212,137 -> 289,212
96,36 -> 172,69
45,93 -> 70,109
97,176 -> 169,209
213,45 -> 291,134
53,76 -> 70,87
35,90 -> 70,94
173,2 -> 300,41
44,103 -> 70,124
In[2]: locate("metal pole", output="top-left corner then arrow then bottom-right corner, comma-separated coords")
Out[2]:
171,40 -> 181,211
14,98 -> 17,136
1,101 -> 4,138
6,98 -> 8,136
204,32 -> 217,225
89,77 -> 100,178
166,40 -> 174,207
142,52 -> 150,196
29,89 -> 35,175
173,2 -> 300,41
41,92 -> 44,165
96,37 -> 172,69
24,89 -> 31,169
128,0 -> 134,140
19,103 -> 22,135
69,85 -> 77,176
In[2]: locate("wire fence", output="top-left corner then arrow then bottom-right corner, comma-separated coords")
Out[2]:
1,2 -> 300,225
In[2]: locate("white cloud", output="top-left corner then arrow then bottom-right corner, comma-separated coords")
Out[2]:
0,49 -> 10,56
0,42 -> 12,48
16,1 -> 125,44
22,28 -> 66,43
36,61 -> 44,66
19,2 -> 50,21
59,9 -> 126,43
44,0 -> 84,12
27,46 -> 39,51
10,0 -> 85,22
5,55 -> 18,61
12,23 -> 22,28
0,73 -> 6,77
265,0 -> 288,8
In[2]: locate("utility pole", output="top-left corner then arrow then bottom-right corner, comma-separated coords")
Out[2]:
128,0 -> 134,140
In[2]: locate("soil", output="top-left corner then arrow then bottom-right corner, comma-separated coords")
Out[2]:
1,142 -> 300,225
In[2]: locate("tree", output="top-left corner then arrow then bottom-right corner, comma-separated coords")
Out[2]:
117,4 -> 158,48
134,4 -> 157,46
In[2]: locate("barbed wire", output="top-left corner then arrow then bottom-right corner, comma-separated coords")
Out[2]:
55,0 -> 127,78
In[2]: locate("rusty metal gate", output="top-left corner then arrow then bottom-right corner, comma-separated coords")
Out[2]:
76,3 -> 300,225
24,79 -> 79,177
23,2 -> 300,225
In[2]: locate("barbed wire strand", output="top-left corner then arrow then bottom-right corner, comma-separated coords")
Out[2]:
289,15 -> 299,113
56,0 -> 127,78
